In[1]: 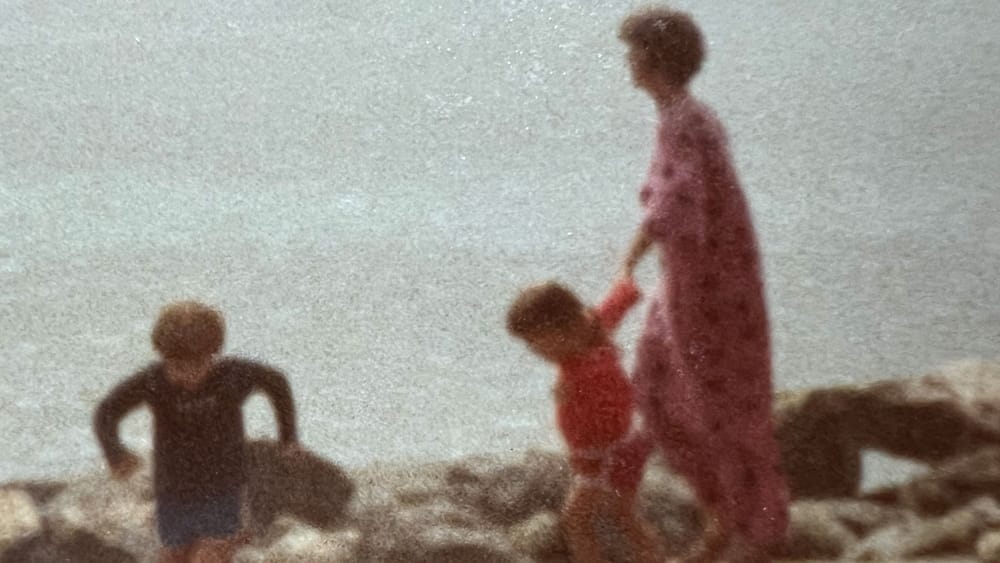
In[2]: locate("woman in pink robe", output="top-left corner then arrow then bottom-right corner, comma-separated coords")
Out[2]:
618,8 -> 789,561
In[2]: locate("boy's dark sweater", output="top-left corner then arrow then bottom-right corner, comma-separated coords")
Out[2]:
94,357 -> 297,499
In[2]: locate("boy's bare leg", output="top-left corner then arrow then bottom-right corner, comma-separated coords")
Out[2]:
682,507 -> 730,563
562,481 -> 609,563
607,495 -> 665,563
721,532 -> 775,563
189,536 -> 238,563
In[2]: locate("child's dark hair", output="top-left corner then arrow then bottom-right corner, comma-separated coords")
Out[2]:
507,282 -> 588,338
619,6 -> 705,87
152,301 -> 226,360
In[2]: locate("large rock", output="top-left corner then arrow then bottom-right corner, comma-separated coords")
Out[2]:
775,387 -> 863,499
867,446 -> 1000,515
779,501 -> 857,560
979,530 -> 1000,563
243,440 -> 355,535
845,496 -> 1000,560
442,449 -> 570,527
508,511 -> 566,561
776,360 -> 1000,499
1,471 -> 147,562
353,497 -> 520,563
0,529 -> 138,563
348,451 -> 570,562
777,499 -> 908,560
850,361 -> 1000,459
235,516 -> 359,563
0,488 -> 43,551
43,468 -> 158,561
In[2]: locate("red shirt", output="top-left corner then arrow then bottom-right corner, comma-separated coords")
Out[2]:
555,279 -> 640,476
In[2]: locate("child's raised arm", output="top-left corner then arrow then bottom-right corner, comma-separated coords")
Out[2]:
93,369 -> 152,476
595,277 -> 642,334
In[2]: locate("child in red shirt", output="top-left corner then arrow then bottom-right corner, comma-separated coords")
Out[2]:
508,277 -> 662,563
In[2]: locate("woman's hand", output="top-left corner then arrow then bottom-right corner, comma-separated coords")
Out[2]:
622,229 -> 652,279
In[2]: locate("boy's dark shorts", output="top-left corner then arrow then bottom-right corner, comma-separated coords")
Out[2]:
156,490 -> 241,548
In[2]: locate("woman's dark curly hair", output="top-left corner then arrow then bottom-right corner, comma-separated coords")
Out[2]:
619,6 -> 705,87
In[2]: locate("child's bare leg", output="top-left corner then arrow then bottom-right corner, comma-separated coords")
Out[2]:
607,495 -> 665,563
721,532 -> 775,563
189,536 -> 237,563
158,545 -> 191,563
562,481 -> 609,563
682,506 -> 730,563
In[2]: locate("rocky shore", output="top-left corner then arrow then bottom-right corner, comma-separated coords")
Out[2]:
3,360 -> 999,562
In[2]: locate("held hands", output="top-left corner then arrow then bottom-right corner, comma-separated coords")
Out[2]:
621,255 -> 640,281
614,268 -> 641,299
616,268 -> 636,288
110,452 -> 142,481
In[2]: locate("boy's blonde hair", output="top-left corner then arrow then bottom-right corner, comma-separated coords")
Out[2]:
152,300 -> 225,360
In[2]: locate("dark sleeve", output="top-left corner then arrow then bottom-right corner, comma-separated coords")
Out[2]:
240,360 -> 298,444
93,369 -> 150,466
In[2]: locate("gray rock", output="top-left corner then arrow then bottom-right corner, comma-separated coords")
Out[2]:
508,511 -> 566,561
775,360 -> 1000,499
43,470 -> 158,562
870,447 -> 1000,516
235,516 -> 359,563
0,488 -> 43,551
353,498 -> 520,563
0,529 -> 138,563
822,498 -> 909,537
978,530 -> 1000,563
444,449 -> 570,527
778,501 -> 858,560
846,496 -> 1000,560
775,499 -> 909,559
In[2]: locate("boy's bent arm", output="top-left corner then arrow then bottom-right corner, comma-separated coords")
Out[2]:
595,277 -> 642,333
93,370 -> 150,467
245,362 -> 298,444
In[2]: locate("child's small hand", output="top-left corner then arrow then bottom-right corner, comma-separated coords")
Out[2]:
110,452 -> 142,481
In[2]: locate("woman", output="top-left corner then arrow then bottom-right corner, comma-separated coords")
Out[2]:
618,7 -> 789,562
